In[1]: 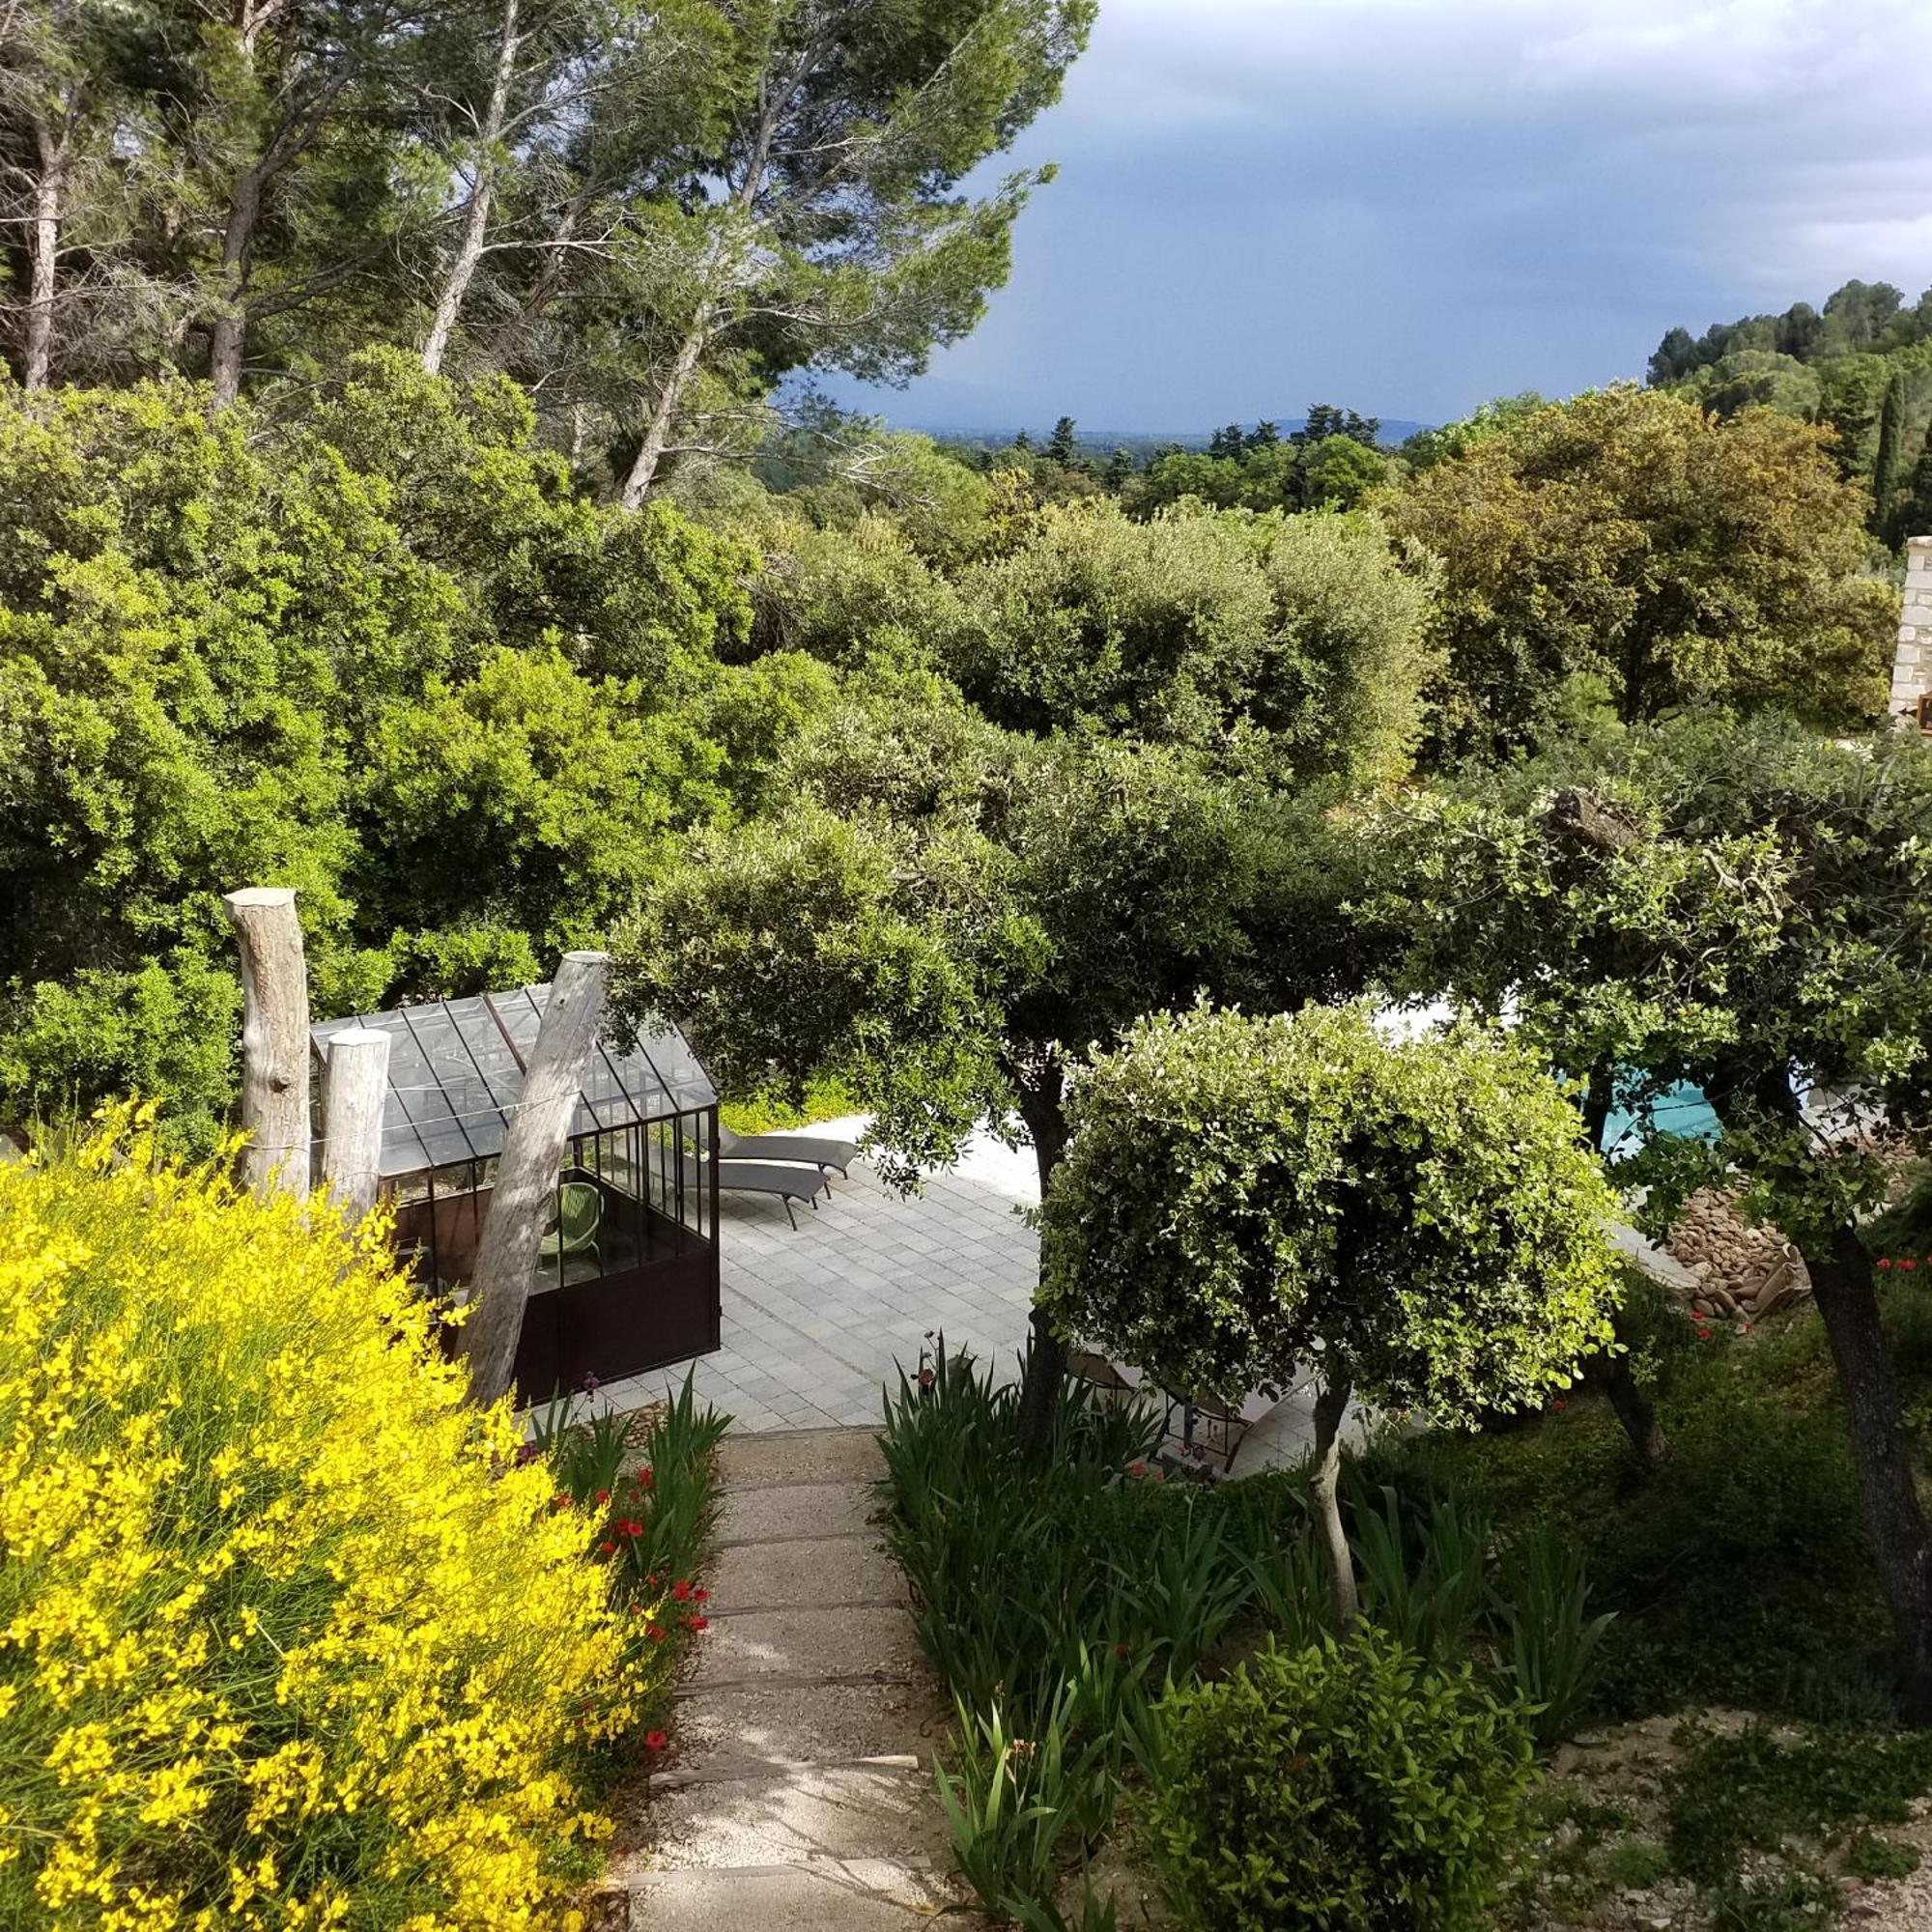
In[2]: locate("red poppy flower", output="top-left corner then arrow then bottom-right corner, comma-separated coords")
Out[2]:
598,1540 -> 617,1556
1880,1257 -> 1894,1269
1905,1259 -> 1919,1272
683,1615 -> 710,1634
645,1729 -> 668,1752
1113,1642 -> 1132,1660
619,1520 -> 643,1539
646,1622 -> 666,1643
693,1587 -> 709,1605
671,1579 -> 693,1602
638,1466 -> 655,1488
1127,1461 -> 1147,1477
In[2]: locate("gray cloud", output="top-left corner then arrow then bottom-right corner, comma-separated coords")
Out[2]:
824,0 -> 1932,434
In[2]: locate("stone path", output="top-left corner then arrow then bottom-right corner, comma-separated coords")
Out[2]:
597,1428 -> 963,1929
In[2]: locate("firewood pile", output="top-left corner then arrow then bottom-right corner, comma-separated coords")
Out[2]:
1663,1187 -> 1809,1323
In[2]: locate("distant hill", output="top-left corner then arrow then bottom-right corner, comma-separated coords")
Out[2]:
920,418 -> 1431,456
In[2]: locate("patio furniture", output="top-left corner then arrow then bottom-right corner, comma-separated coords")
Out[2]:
719,1124 -> 860,1180
1160,1387 -> 1253,1474
691,1153 -> 831,1231
1068,1349 -> 1138,1408
538,1180 -> 603,1271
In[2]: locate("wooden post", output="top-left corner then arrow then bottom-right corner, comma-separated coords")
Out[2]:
321,1027 -> 390,1224
462,952 -> 611,1406
222,887 -> 311,1200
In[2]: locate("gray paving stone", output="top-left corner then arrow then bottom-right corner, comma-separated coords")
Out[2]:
611,1860 -> 958,1926
695,1607 -> 923,1687
717,1429 -> 884,1490
708,1533 -> 901,1615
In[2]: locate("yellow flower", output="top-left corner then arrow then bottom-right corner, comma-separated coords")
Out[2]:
0,1109 -> 666,1928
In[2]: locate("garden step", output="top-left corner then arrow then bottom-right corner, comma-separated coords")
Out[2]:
674,1677 -> 946,1766
694,1605 -> 926,1686
715,1479 -> 878,1545
611,1763 -> 957,1875
706,1530 -> 904,1613
716,1427 -> 885,1491
607,1859 -> 959,1929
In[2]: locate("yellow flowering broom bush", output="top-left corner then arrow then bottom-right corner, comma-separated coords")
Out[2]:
0,1113 -> 658,1930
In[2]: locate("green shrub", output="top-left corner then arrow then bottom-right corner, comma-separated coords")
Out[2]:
1145,1630 -> 1537,1932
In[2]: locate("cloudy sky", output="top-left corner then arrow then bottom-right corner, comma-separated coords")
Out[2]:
823,0 -> 1932,435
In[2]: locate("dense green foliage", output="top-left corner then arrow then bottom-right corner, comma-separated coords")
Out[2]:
1379,385 -> 1894,754
0,355 -> 749,1144
1650,277 -> 1932,541
880,1347 -> 1607,1927
1038,1005 -> 1620,1416
1147,1632 -> 1537,1932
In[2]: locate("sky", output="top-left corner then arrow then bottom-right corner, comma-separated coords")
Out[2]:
820,0 -> 1932,437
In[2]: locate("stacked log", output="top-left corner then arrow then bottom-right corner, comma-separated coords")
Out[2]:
1663,1187 -> 1810,1322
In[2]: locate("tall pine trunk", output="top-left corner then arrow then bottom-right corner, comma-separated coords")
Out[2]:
22,115 -> 67,388
620,313 -> 708,508
206,164 -> 261,410
421,0 -> 520,375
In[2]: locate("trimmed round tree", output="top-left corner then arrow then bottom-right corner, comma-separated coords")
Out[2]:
1037,1003 -> 1621,1626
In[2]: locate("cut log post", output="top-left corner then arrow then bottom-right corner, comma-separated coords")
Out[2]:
321,1027 -> 391,1225
462,952 -> 610,1406
222,887 -> 311,1201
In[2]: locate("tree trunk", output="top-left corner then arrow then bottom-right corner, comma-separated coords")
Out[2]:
462,952 -> 610,1406
1709,1065 -> 1932,1719
207,164 -> 263,410
1577,1062 -> 1668,1466
420,0 -> 519,375
1309,1375 -> 1358,1632
1804,1222 -> 1932,1719
22,115 -> 67,389
1601,1347 -> 1668,1466
222,887 -> 311,1200
620,311 -> 708,508
320,1026 -> 390,1224
1014,1074 -> 1070,1455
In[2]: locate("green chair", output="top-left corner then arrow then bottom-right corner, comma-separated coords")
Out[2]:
538,1180 -> 603,1274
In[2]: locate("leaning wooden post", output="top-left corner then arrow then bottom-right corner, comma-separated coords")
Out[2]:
222,887 -> 311,1200
321,1028 -> 391,1225
463,952 -> 610,1406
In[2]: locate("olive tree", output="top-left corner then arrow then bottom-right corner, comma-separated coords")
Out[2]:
1037,1004 -> 1622,1627
613,678 -> 1369,1442
1366,713 -> 1932,1719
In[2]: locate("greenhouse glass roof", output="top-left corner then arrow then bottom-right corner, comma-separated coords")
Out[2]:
310,985 -> 716,1179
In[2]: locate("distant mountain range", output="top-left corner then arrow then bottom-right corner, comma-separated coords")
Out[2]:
916,418 -> 1432,454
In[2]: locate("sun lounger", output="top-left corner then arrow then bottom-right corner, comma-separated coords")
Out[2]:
681,1153 -> 830,1231
718,1125 -> 860,1179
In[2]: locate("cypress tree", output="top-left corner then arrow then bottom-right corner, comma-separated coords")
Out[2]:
1874,371 -> 1906,540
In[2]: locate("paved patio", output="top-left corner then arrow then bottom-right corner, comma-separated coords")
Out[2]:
592,1120 -> 1043,1431
590,1116 -> 1335,1466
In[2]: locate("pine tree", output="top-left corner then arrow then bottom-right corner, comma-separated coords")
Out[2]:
1048,415 -> 1078,465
